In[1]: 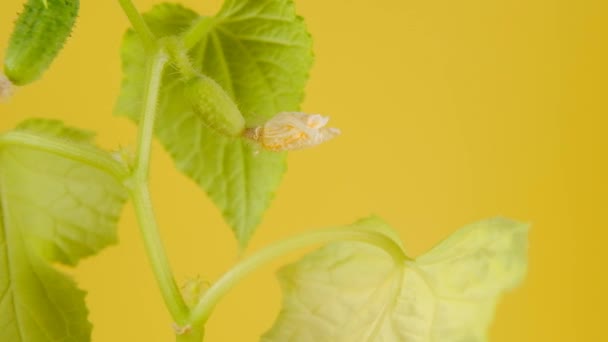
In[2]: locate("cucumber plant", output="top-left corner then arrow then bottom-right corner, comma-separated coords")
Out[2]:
0,0 -> 530,341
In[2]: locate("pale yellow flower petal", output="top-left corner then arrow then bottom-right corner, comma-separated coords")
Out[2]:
244,112 -> 340,152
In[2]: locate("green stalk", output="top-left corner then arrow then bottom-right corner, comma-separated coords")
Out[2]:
175,326 -> 205,342
130,50 -> 190,325
182,17 -> 216,51
117,0 -> 156,50
133,50 -> 165,181
164,37 -> 197,79
188,228 -> 407,328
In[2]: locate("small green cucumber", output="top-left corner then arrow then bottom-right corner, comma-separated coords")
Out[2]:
184,74 -> 245,137
4,0 -> 79,85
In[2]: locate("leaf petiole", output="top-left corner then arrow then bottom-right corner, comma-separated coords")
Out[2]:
182,17 -> 216,51
187,228 -> 408,328
117,0 -> 156,50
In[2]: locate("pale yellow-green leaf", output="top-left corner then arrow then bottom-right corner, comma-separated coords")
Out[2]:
0,119 -> 127,341
262,217 -> 529,342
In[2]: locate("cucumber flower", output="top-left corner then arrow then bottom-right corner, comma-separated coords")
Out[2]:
244,112 -> 340,152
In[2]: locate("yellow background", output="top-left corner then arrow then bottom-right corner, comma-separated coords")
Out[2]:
1,0 -> 605,340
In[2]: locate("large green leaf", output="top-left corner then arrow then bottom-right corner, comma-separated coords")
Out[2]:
0,119 -> 127,341
115,0 -> 313,247
262,217 -> 529,342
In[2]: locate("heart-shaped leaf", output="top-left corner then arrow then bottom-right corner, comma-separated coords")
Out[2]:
263,217 -> 529,342
0,119 -> 127,341
115,1 -> 313,247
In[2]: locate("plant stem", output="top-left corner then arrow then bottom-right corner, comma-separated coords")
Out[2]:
117,0 -> 156,50
188,228 -> 407,327
182,17 -> 216,51
134,50 -> 165,180
130,50 -> 189,324
164,37 -> 197,79
0,132 -> 129,181
175,326 -> 205,342
131,185 -> 189,323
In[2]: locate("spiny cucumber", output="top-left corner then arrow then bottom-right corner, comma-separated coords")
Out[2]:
4,0 -> 79,85
184,74 -> 245,137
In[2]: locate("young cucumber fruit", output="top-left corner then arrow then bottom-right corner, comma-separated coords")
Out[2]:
184,74 -> 245,137
4,0 -> 80,85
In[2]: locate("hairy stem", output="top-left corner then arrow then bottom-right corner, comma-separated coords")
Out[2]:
130,50 -> 189,324
182,17 -> 216,51
188,228 -> 407,327
164,37 -> 198,79
118,0 -> 156,50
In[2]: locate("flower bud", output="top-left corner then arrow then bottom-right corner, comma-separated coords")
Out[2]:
181,276 -> 210,308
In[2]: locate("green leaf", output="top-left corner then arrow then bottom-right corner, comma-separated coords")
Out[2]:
115,1 -> 313,247
262,217 -> 529,342
16,118 -> 95,142
0,119 -> 127,341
